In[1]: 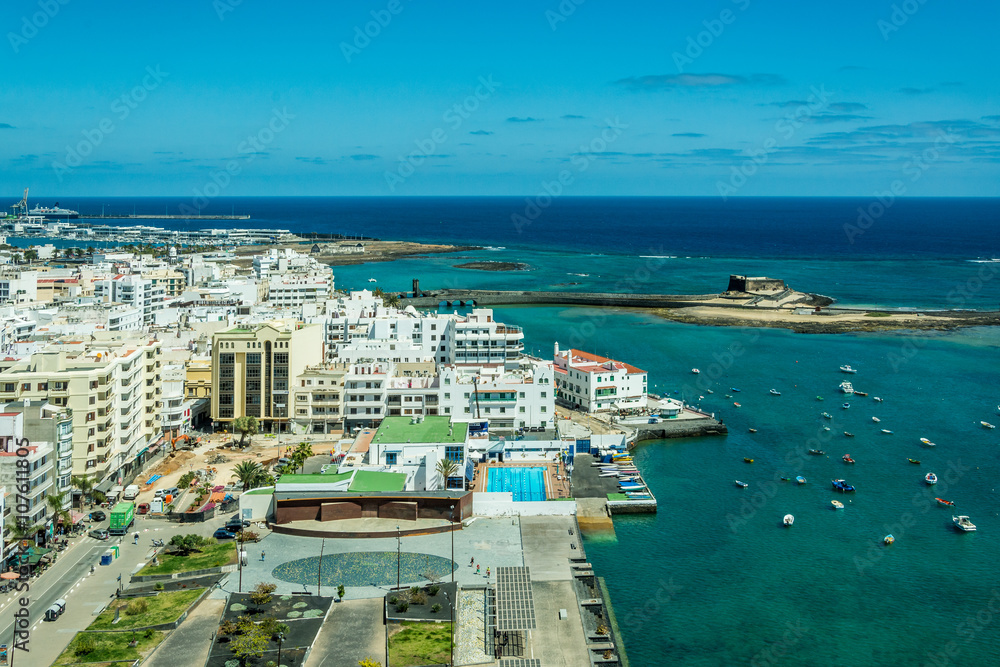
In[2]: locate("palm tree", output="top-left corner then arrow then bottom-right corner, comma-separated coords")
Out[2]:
385,293 -> 401,309
291,442 -> 313,473
72,475 -> 95,510
435,458 -> 460,491
232,461 -> 267,491
46,491 -> 72,534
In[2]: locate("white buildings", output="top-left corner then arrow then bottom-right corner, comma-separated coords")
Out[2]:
94,274 -> 166,324
0,268 -> 38,305
451,309 -> 524,369
439,361 -> 554,430
368,416 -> 469,491
0,410 -> 57,538
553,344 -> 647,413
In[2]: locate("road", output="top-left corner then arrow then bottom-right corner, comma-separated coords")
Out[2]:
0,512 -> 226,666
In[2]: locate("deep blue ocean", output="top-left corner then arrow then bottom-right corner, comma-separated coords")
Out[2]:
12,197 -> 1000,664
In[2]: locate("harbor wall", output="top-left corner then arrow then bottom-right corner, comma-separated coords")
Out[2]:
630,417 -> 727,444
472,491 -> 577,517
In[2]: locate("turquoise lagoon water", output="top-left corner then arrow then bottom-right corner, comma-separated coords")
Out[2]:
487,466 -> 547,502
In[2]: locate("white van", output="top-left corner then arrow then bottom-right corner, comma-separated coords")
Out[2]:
122,485 -> 140,500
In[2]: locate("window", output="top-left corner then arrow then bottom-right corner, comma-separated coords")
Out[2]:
1,383 -> 14,392
445,446 -> 463,463
444,377 -> 450,385
541,392 -> 547,398
519,406 -> 525,413
463,392 -> 470,399
385,452 -> 398,465
444,393 -> 450,399
38,382 -> 48,391
21,383 -> 30,391
541,406 -> 547,412
246,353 -> 261,365
519,391 -> 525,398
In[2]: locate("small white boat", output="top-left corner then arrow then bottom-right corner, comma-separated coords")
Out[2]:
953,515 -> 977,532
368,278 -> 377,283
925,472 -> 938,485
769,389 -> 781,396
982,421 -> 996,430
706,389 -> 714,394
735,480 -> 749,488
691,368 -> 701,374
884,534 -> 895,545
920,437 -> 936,447
831,500 -> 844,510
840,365 -> 858,374
872,417 -> 880,423
839,381 -> 855,394
822,426 -> 831,432
842,403 -> 851,410
881,429 -> 893,434
873,396 -> 883,402
783,514 -> 794,526
598,471 -> 619,477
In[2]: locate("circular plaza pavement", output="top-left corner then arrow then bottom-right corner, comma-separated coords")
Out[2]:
272,551 -> 457,587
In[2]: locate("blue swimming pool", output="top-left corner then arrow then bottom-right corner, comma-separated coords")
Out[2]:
487,467 -> 547,502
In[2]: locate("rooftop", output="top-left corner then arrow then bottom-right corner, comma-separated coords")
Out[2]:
373,416 -> 469,445
348,470 -> 407,492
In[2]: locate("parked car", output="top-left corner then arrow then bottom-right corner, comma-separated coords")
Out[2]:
213,528 -> 237,540
89,511 -> 107,522
154,489 -> 165,499
137,503 -> 150,515
89,529 -> 109,540
225,518 -> 249,532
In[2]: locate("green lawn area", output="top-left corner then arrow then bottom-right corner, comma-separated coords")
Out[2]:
52,630 -> 166,665
388,621 -> 452,667
138,541 -> 236,575
89,588 -> 204,630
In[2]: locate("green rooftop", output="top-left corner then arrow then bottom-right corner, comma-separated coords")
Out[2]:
319,471 -> 354,483
244,487 -> 274,495
275,474 -> 351,485
348,471 -> 407,493
373,416 -> 468,446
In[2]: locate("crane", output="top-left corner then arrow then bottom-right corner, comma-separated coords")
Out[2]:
9,187 -> 28,217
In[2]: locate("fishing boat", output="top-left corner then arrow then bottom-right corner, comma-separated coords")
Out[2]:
832,479 -> 856,492
854,391 -> 868,397
783,514 -> 794,526
780,476 -> 792,482
734,480 -> 749,488
925,472 -> 938,485
598,471 -> 619,477
908,458 -> 921,464
734,402 -> 741,407
808,449 -> 825,456
743,457 -> 754,463
706,389 -> 714,394
936,498 -> 955,507
872,417 -> 881,423
982,421 -> 996,429
884,534 -> 895,545
831,500 -> 844,510
691,368 -> 701,374
769,389 -> 781,396
822,426 -> 831,432
881,429 -> 893,435
920,438 -> 936,447
843,454 -> 855,464
844,432 -> 855,437
822,412 -> 833,419
842,403 -> 851,410
953,515 -> 977,532
840,365 -> 858,374
816,396 -> 825,401
748,428 -> 757,433
795,476 -> 807,485
731,388 -> 741,392
839,381 -> 855,394
873,396 -> 883,402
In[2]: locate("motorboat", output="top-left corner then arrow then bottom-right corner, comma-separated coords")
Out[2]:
822,426 -> 831,432
748,428 -> 757,433
854,391 -> 868,397
780,476 -> 792,481
769,389 -> 781,396
832,479 -> 856,492
691,368 -> 701,374
735,480 -> 749,488
734,402 -> 741,407
925,473 -> 938,485
920,438 -> 936,447
872,417 -> 881,423
795,476 -> 807,485
731,388 -> 741,393
953,515 -> 977,532
706,389 -> 714,394
873,397 -> 883,402
936,498 -> 955,507
822,412 -> 833,419
884,534 -> 895,545
842,403 -> 851,410
743,457 -> 754,464
808,449 -> 825,455
783,514 -> 794,526
844,432 -> 855,437
881,429 -> 893,435
908,458 -> 921,464
368,278 -> 377,283
831,500 -> 844,510
839,381 -> 855,394
982,421 -> 996,429
840,365 -> 858,374
598,471 -> 619,477
816,396 -> 825,401
843,454 -> 855,464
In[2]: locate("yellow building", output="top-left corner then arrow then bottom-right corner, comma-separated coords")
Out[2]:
185,358 -> 212,400
141,269 -> 187,298
210,321 -> 323,432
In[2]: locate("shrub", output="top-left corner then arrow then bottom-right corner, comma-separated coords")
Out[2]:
258,616 -> 278,636
388,596 -> 398,605
250,582 -> 277,606
337,584 -> 346,599
431,603 -> 442,613
596,623 -> 609,635
411,591 -> 427,605
74,635 -> 96,656
126,598 -> 149,616
144,629 -> 154,639
409,586 -> 420,596
395,601 -> 409,613
603,649 -> 614,659
219,619 -> 239,636
154,582 -> 164,591
428,584 -> 440,596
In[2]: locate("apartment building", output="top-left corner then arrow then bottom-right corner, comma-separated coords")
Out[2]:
385,362 -> 441,419
342,361 -> 390,431
93,274 -> 166,324
293,363 -> 347,434
439,361 -> 554,430
265,272 -> 333,307
0,401 -> 74,511
0,336 -> 163,484
210,321 -> 324,432
0,411 -> 56,541
450,309 -> 523,369
0,268 -> 38,305
553,343 -> 647,413
142,268 -> 187,298
369,416 -> 469,491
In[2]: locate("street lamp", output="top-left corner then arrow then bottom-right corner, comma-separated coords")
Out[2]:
450,504 -> 455,667
396,525 -> 401,591
276,631 -> 284,667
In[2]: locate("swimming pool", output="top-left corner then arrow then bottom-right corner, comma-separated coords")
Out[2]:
487,467 -> 547,502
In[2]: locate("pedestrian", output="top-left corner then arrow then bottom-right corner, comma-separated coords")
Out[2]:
470,557 -> 475,567
486,567 -> 490,578
476,564 -> 480,575
261,550 -> 265,562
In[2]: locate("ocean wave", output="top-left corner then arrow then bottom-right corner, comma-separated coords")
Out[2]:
967,258 -> 1000,263
640,255 -> 678,259
483,246 -> 506,251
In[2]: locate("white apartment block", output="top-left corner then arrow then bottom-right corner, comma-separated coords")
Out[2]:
292,364 -> 346,434
553,344 -> 647,413
0,269 -> 38,305
94,274 -> 166,324
0,411 -> 56,531
0,336 -> 163,484
266,272 -> 333,307
439,361 -> 554,430
450,309 -> 523,369
342,361 -> 390,430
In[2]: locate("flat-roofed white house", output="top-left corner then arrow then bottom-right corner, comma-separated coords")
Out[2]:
553,343 -> 647,413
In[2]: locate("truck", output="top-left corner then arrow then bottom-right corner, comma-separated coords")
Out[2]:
108,501 -> 135,536
122,485 -> 140,500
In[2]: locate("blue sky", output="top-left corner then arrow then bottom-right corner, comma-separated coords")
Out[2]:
2,0 -> 998,197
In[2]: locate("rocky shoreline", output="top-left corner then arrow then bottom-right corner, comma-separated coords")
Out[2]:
453,261 -> 529,271
655,308 -> 1000,334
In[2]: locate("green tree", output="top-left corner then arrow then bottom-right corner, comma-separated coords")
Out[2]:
72,475 -> 95,509
231,461 -> 267,491
168,533 -> 205,556
435,458 -> 459,490
230,622 -> 268,665
249,582 -> 277,606
232,416 -> 259,447
45,491 -> 72,533
23,248 -> 38,262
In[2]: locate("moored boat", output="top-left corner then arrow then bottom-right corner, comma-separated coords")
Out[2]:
691,368 -> 700,374
872,417 -> 880,423
795,476 -> 807,485
873,396 -> 883,402
953,515 -> 977,532
839,381 -> 855,394
936,498 -> 955,507
925,472 -> 938,485
735,480 -> 749,488
884,534 -> 895,545
816,396 -> 824,401
831,500 -> 844,510
808,449 -> 825,455
769,389 -> 781,396
731,388 -> 741,392
881,429 -> 893,434
706,389 -> 714,394
822,412 -> 833,419
839,365 -> 857,374
832,479 -> 856,492
734,402 -> 741,407
783,514 -> 794,526
743,457 -> 754,463
982,421 -> 996,429
920,438 -> 936,447
843,454 -> 855,464
822,426 -> 831,431
908,458 -> 921,464
844,432 -> 854,437
842,403 -> 850,409
748,428 -> 757,433
854,391 -> 868,397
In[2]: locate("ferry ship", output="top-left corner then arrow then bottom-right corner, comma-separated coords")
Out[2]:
28,203 -> 79,219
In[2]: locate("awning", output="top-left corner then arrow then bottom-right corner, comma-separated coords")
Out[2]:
94,479 -> 114,494
59,511 -> 87,525
135,447 -> 149,459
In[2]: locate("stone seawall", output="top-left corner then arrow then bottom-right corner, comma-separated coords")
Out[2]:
629,417 -> 728,444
